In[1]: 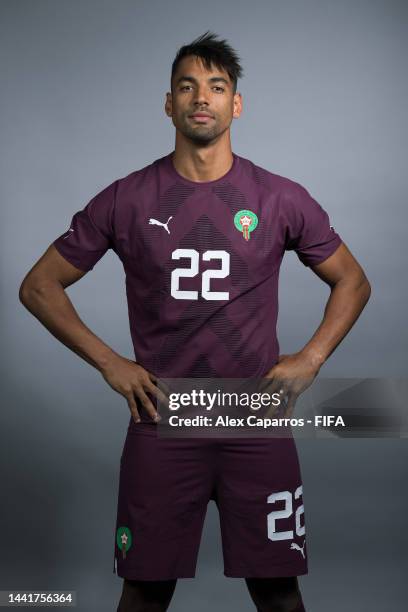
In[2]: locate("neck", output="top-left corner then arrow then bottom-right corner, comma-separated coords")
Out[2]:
172,136 -> 233,182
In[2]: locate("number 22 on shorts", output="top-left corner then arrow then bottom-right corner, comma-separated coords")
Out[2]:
267,485 -> 305,541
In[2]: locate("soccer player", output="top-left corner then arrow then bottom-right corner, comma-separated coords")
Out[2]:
19,32 -> 370,612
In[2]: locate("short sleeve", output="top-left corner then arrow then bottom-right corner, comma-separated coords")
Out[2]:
53,180 -> 117,272
283,182 -> 342,267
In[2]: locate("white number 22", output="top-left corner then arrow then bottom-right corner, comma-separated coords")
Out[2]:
171,248 -> 230,301
267,486 -> 305,541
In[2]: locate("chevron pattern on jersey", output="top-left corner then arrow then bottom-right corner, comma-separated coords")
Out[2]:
156,214 -> 265,377
158,182 -> 195,218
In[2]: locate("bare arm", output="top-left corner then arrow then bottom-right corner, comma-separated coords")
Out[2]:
19,245 -> 165,422
19,244 -> 116,370
298,241 -> 371,366
265,242 -> 371,415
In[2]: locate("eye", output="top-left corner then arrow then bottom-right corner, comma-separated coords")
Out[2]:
213,86 -> 225,92
180,85 -> 192,91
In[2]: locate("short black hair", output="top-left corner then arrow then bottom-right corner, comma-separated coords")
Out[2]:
171,31 -> 243,94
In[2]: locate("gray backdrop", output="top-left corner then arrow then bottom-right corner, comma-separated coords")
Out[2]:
1,0 -> 407,610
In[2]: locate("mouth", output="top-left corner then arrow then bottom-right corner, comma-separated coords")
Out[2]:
189,113 -> 214,123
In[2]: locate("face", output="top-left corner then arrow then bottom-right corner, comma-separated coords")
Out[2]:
165,55 -> 242,145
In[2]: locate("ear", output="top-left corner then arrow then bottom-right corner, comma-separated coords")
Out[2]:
165,92 -> 172,117
233,92 -> 243,119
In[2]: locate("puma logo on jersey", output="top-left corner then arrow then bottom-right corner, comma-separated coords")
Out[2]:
290,540 -> 306,559
148,216 -> 173,234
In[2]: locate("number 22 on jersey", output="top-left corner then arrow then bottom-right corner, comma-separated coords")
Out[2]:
171,248 -> 230,301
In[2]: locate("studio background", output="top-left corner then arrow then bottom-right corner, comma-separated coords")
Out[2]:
1,0 -> 407,610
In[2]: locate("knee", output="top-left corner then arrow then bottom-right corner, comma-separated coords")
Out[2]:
257,593 -> 304,612
246,577 -> 305,612
117,578 -> 176,612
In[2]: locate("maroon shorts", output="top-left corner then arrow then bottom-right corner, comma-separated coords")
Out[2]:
113,421 -> 308,580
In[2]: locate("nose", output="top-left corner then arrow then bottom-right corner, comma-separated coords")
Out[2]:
193,84 -> 209,107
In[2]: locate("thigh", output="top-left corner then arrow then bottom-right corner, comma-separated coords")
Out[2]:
113,423 -> 216,580
215,436 -> 308,578
245,576 -> 305,612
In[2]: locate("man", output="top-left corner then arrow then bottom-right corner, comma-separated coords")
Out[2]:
19,31 -> 370,612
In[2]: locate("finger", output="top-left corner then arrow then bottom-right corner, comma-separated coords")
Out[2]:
257,376 -> 272,394
135,386 -> 161,422
146,369 -> 158,384
284,392 -> 298,418
258,369 -> 280,394
126,393 -> 141,424
144,380 -> 169,407
264,377 -> 287,398
257,378 -> 286,412
262,402 -> 280,420
262,363 -> 278,378
145,371 -> 170,397
261,385 -> 284,418
155,378 -> 171,398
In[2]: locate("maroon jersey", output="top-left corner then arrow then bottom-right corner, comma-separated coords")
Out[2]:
53,152 -> 342,378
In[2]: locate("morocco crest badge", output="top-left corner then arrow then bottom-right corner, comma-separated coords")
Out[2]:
234,209 -> 258,241
116,526 -> 132,559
